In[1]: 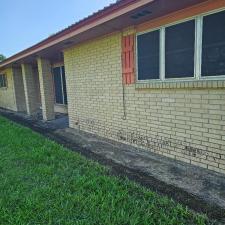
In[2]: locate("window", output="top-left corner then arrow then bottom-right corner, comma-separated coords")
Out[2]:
137,30 -> 160,80
0,74 -> 7,88
202,10 -> 225,76
136,9 -> 225,82
53,66 -> 68,105
165,20 -> 195,78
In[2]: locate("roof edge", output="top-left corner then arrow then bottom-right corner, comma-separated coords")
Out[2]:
0,0 -> 148,68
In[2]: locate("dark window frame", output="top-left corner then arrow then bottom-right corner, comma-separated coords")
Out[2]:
0,74 -> 7,88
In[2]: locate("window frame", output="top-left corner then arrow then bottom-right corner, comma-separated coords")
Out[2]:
0,74 -> 7,88
52,65 -> 67,106
136,27 -> 161,82
136,8 -> 225,82
164,19 -> 197,80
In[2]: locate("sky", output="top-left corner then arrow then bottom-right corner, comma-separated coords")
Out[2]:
0,0 -> 116,57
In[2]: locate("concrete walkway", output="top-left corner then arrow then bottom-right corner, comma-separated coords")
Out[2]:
9,110 -> 69,130
0,108 -> 225,221
57,128 -> 225,208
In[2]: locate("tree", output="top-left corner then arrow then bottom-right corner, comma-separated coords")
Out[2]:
0,54 -> 6,62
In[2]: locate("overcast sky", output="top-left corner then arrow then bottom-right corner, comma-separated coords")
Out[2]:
0,0 -> 116,57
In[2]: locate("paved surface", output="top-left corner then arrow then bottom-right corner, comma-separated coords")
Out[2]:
57,128 -> 225,210
1,108 -> 225,221
12,110 -> 69,130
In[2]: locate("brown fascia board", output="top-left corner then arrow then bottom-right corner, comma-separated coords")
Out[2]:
0,0 -> 154,68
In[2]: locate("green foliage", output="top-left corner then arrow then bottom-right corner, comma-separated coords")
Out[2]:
0,54 -> 6,62
0,116 -> 208,225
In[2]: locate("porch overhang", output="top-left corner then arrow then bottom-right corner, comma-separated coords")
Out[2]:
0,0 -> 209,68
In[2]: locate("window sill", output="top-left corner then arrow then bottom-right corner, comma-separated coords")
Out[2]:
135,80 -> 225,90
0,87 -> 7,90
55,103 -> 68,107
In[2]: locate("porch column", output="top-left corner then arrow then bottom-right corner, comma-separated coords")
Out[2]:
21,64 -> 38,115
12,67 -> 26,112
37,57 -> 55,121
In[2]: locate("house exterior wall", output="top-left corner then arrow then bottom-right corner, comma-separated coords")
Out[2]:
21,64 -> 41,115
33,67 -> 42,109
37,58 -> 55,121
0,0 -> 224,174
0,68 -> 17,111
0,65 -> 66,115
64,30 -> 225,175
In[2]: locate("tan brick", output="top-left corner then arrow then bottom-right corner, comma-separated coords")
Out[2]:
63,32 -> 225,175
208,166 -> 225,174
21,64 -> 40,115
0,68 -> 17,111
37,58 -> 55,121
191,160 -> 208,169
12,67 -> 26,112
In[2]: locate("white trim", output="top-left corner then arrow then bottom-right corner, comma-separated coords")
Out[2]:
55,103 -> 68,107
160,27 -> 165,81
137,26 -> 162,36
195,16 -> 202,80
201,75 -> 225,80
52,62 -> 64,68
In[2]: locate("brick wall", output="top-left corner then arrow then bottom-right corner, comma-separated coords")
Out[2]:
33,67 -> 42,109
64,32 -> 225,174
0,68 -> 17,111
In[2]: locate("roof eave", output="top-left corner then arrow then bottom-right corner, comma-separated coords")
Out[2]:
0,0 -> 154,68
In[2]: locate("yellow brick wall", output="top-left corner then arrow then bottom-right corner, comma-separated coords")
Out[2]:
0,68 -> 17,111
37,58 -> 55,120
64,32 -> 225,175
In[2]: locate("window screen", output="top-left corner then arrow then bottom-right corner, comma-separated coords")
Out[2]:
53,67 -> 64,104
137,30 -> 160,80
165,20 -> 195,78
202,10 -> 225,76
0,74 -> 7,88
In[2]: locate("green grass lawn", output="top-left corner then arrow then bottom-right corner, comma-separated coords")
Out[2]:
0,116 -> 208,225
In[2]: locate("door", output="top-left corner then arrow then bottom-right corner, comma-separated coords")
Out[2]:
53,66 -> 68,105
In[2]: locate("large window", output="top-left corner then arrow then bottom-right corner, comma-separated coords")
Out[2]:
0,74 -> 7,88
137,30 -> 160,80
137,9 -> 225,81
165,20 -> 195,78
202,10 -> 225,76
